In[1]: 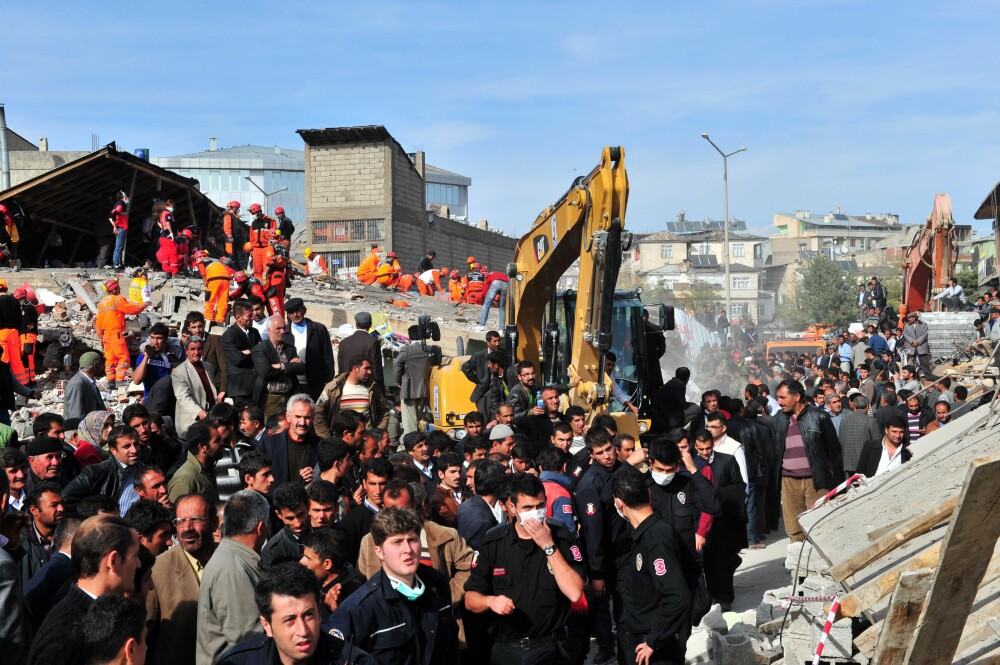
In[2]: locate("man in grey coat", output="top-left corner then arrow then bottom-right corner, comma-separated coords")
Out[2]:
196,490 -> 270,665
394,326 -> 438,435
837,394 -> 881,475
902,311 -> 932,379
62,352 -> 106,421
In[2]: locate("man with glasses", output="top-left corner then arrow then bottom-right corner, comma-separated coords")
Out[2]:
147,493 -> 219,665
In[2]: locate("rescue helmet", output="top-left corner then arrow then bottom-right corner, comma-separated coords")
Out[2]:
104,279 -> 120,292
304,248 -> 313,258
274,207 -> 285,215
450,270 -> 459,279
467,256 -> 475,264
0,205 -> 6,213
13,287 -> 27,300
234,271 -> 248,283
474,263 -> 484,271
243,242 -> 252,251
439,266 -> 449,275
192,250 -> 209,260
0,280 -> 7,291
228,200 -> 241,209
249,203 -> 262,214
181,229 -> 194,238
387,251 -> 397,259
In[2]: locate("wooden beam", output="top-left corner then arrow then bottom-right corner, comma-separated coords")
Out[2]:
956,595 -> 1000,655
905,454 -> 1000,665
872,568 -> 935,665
839,541 -> 943,618
855,622 -> 879,660
829,496 -> 958,582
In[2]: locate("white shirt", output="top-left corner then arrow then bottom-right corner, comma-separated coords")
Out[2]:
932,284 -> 966,303
417,270 -> 436,285
875,438 -> 905,476
9,489 -> 26,511
252,318 -> 269,338
488,498 -> 504,525
290,321 -> 308,362
713,434 -> 749,496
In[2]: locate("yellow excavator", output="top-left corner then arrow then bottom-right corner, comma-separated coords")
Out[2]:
427,146 -> 671,438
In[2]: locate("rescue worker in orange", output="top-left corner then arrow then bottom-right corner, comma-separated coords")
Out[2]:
96,278 -> 146,387
357,246 -> 382,285
274,207 -> 294,249
303,248 -> 329,277
247,203 -> 277,280
229,270 -> 251,300
223,200 -> 246,268
0,281 -> 27,385
195,251 -> 235,324
396,273 -> 416,294
416,265 -> 447,296
448,269 -> 466,303
464,262 -> 487,305
15,285 -> 43,385
375,251 -> 402,289
156,199 -> 179,277
264,236 -> 290,318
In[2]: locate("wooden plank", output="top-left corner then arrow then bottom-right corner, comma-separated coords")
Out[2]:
839,541 -> 943,618
905,454 -> 1000,665
828,496 -> 958,582
956,596 -> 1000,655
854,622 -> 880,659
873,568 -> 935,665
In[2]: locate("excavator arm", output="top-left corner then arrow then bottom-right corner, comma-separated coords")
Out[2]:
901,193 -> 955,318
505,146 -> 629,405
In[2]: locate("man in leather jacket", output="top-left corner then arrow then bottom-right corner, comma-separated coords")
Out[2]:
770,380 -> 844,542
61,424 -> 146,515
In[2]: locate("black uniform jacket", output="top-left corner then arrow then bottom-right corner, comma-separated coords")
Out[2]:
217,632 -> 375,665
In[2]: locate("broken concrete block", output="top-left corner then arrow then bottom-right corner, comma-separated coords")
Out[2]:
699,604 -> 729,634
712,633 -> 756,665
685,627 -> 714,663
50,302 -> 68,322
68,280 -> 98,313
811,616 -> 853,660
798,574 -> 842,597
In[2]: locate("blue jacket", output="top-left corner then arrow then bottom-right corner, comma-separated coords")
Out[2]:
217,632 -> 374,665
324,567 -> 459,665
539,471 -> 576,533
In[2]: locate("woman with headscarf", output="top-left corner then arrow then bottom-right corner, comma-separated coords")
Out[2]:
77,410 -> 115,458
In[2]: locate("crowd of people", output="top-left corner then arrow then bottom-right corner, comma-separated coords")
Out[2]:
0,254 -> 990,665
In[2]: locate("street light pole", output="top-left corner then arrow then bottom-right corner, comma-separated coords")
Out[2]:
245,176 -> 288,214
701,133 -> 746,324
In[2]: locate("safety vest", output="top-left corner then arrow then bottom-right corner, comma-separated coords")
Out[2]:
127,277 -> 150,305
110,201 -> 129,230
307,255 -> 328,276
249,216 -> 277,248
204,260 -> 232,284
96,294 -> 144,335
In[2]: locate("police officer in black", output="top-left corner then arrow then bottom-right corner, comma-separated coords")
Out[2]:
217,562 -> 375,665
465,472 -> 586,665
647,437 -> 718,555
611,469 -> 694,665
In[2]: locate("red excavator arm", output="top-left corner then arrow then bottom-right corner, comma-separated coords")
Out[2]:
900,193 -> 955,319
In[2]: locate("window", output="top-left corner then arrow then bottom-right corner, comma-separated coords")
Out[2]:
660,244 -> 673,259
699,242 -> 710,256
319,250 -> 362,276
754,244 -> 763,259
732,243 -> 745,257
732,303 -> 746,316
732,277 -> 750,289
426,183 -> 460,205
311,218 -> 386,244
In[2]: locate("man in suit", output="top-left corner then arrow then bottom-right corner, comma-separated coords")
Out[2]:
184,312 -> 228,398
146,493 -> 218,665
455,459 -> 505,549
252,316 -> 305,420
24,516 -> 81,629
694,429 -> 747,611
283,298 -> 334,401
338,458 -> 394,565
838,394 -> 882,475
857,414 -> 911,478
337,311 -> 384,391
62,351 -> 106,421
393,326 -> 436,435
61,425 -> 146,516
221,300 -> 262,406
259,394 -> 321,486
29,515 -> 141,665
171,335 -> 219,438
653,366 -> 699,432
0,459 -> 30,665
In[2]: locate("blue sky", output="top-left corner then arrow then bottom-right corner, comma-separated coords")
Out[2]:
5,1 -> 1000,237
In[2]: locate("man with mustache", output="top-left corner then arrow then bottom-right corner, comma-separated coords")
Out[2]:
145,493 -> 218,665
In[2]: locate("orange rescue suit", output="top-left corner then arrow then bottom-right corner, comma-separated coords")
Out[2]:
249,216 -> 277,279
449,275 -> 467,303
96,293 -> 145,383
357,251 -> 381,285
203,261 -> 234,323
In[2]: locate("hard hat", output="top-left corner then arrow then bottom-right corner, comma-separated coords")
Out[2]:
104,279 -> 119,291
304,248 -> 313,257
244,242 -> 252,251
182,229 -> 194,238
192,250 -> 209,259
13,287 -> 27,300
0,280 -> 7,290
467,256 -> 475,264
274,207 -> 284,215
234,271 -> 248,282
439,266 -> 449,275
228,200 -> 241,209
0,205 -> 6,213
249,203 -> 262,214
474,263 -> 484,270
450,270 -> 459,279
387,251 -> 397,259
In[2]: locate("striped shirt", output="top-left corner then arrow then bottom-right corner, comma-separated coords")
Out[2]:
340,381 -> 371,414
782,414 -> 812,478
907,412 -> 922,443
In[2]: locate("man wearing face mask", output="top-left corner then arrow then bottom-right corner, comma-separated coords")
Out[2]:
465,473 -> 585,665
647,438 -> 718,556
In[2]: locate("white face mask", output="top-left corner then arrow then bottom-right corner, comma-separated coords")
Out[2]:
651,471 -> 676,486
166,206 -> 174,213
614,501 -> 625,520
518,508 -> 546,526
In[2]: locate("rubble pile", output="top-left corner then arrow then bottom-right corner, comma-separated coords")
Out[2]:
9,267 -> 492,431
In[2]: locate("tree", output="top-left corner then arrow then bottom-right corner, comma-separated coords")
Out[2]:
684,278 -> 722,314
955,267 -> 978,296
781,256 -> 857,330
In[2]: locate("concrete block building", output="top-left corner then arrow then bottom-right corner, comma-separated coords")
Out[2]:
296,125 -> 516,277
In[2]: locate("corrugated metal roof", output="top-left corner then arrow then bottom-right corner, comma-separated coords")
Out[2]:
296,126 -> 394,146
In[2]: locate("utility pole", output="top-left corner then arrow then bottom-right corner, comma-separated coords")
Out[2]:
701,133 -> 746,322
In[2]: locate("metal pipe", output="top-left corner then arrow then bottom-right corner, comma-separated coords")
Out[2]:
0,103 -> 11,190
